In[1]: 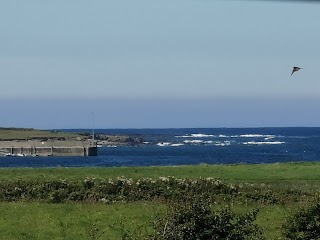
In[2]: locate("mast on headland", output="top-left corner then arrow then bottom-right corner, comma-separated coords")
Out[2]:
91,112 -> 95,142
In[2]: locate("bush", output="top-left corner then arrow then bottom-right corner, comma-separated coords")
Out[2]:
151,197 -> 264,240
282,202 -> 320,240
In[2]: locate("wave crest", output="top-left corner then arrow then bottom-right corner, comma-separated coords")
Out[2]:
243,141 -> 285,145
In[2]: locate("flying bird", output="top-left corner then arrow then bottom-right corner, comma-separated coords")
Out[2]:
291,67 -> 302,76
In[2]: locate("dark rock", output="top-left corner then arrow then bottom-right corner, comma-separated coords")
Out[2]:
95,134 -> 144,145
134,137 -> 144,143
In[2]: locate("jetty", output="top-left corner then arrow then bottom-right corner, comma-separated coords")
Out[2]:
0,127 -> 143,157
0,140 -> 97,157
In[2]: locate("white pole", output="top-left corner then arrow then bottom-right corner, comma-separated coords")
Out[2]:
91,112 -> 95,142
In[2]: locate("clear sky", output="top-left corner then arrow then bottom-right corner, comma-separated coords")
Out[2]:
1,0 -> 320,129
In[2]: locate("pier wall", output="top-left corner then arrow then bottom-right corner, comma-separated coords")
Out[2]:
0,141 -> 97,156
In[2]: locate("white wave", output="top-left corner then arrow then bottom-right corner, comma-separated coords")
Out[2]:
218,134 -> 228,138
192,133 -> 214,138
176,133 -> 215,138
243,141 -> 285,145
214,141 -> 231,146
240,134 -> 276,138
170,143 -> 185,147
215,143 -> 226,146
157,142 -> 184,147
5,153 -> 26,157
157,142 -> 171,147
183,140 -> 204,144
230,134 -> 277,138
264,136 -> 275,140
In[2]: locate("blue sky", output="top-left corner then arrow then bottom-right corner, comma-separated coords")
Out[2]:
1,0 -> 320,129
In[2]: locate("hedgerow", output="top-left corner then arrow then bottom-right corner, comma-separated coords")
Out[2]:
0,176 -> 238,203
0,176 -> 317,204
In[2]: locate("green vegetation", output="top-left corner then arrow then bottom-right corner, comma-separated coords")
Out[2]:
0,127 -> 86,140
151,198 -> 264,240
0,162 -> 319,182
282,202 -> 320,239
0,201 -> 161,239
0,162 -> 319,239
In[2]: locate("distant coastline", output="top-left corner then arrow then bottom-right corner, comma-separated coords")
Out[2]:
0,127 -> 144,145
0,128 -> 144,157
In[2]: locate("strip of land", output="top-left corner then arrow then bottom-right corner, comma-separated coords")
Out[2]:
0,127 -> 143,145
0,128 -> 143,156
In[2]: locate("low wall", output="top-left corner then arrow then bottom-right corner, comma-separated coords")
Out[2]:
0,141 -> 97,156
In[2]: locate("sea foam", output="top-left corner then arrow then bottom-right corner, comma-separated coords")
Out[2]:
176,133 -> 215,138
243,141 -> 285,145
214,141 -> 231,146
157,142 -> 184,147
183,140 -> 204,144
238,134 -> 276,138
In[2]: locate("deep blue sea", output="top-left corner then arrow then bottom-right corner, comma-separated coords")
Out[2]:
1,127 -> 320,168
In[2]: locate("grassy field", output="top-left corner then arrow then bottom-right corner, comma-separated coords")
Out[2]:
0,162 -> 319,239
1,162 -> 320,182
0,128 -> 85,140
0,201 -> 163,240
0,201 -> 292,240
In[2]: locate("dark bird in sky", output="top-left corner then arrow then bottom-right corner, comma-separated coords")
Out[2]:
291,67 -> 302,76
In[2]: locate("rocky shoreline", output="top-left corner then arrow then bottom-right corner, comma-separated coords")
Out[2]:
95,134 -> 144,146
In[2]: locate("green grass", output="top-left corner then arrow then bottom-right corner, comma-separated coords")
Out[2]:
0,201 -> 292,240
0,162 -> 319,239
1,162 -> 320,183
0,201 -> 162,240
0,128 -> 85,140
230,204 -> 292,240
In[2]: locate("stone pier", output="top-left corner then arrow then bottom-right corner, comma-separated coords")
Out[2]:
0,140 -> 97,157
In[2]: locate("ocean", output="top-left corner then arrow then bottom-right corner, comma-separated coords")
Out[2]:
1,127 -> 320,168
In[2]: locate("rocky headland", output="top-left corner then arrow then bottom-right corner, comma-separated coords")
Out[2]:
0,128 -> 145,147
